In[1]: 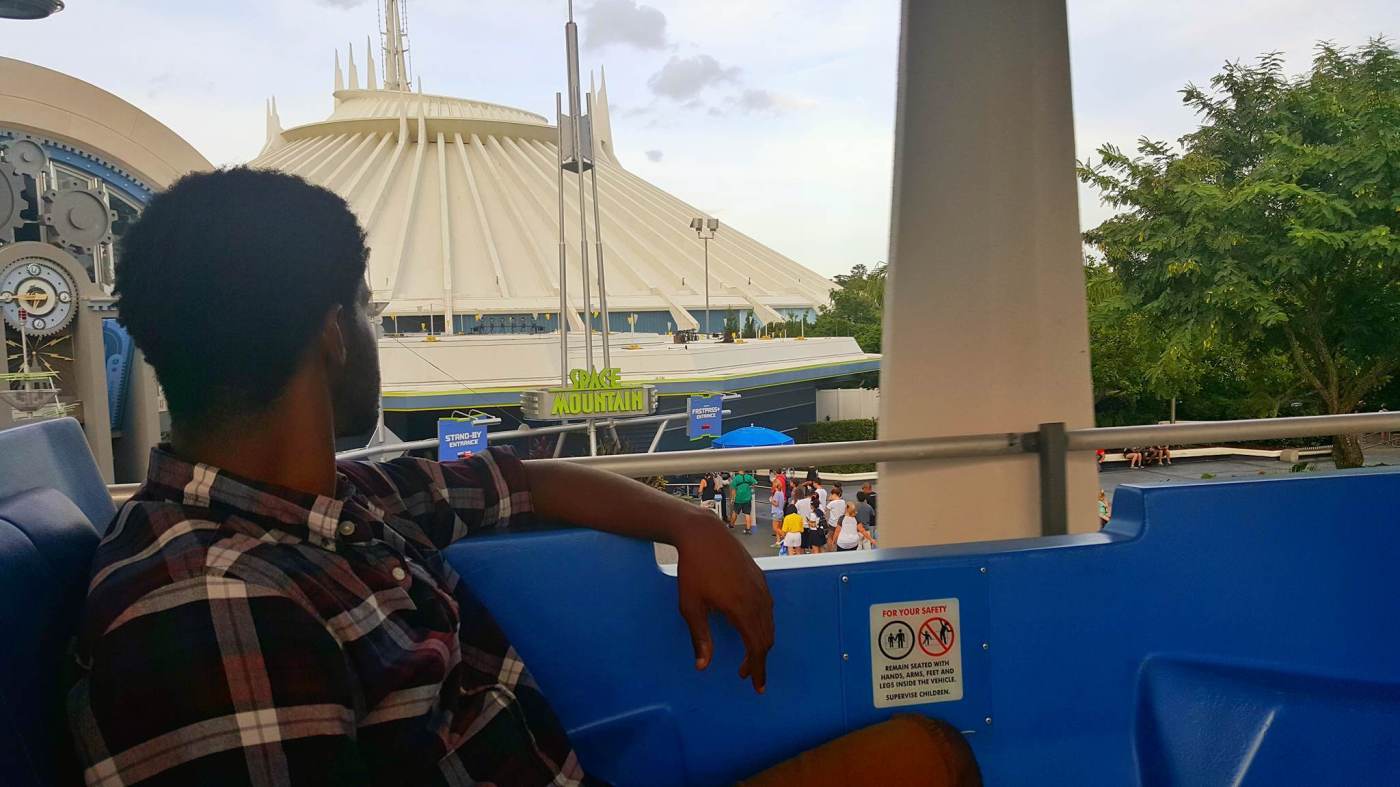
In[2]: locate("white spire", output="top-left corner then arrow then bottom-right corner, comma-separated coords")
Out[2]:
260,96 -> 286,157
334,50 -> 344,92
382,0 -> 411,92
594,65 -> 616,163
365,36 -> 378,90
348,43 -> 360,90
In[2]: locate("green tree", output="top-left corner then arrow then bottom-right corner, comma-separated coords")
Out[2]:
1086,261 -> 1307,426
1079,41 -> 1400,466
741,313 -> 758,339
809,263 -> 886,353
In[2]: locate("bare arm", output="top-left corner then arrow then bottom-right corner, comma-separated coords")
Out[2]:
524,460 -> 774,692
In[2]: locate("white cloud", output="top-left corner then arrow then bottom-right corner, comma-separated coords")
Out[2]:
315,0 -> 367,7
733,88 -> 816,114
583,0 -> 668,50
646,54 -> 740,101
645,149 -> 664,162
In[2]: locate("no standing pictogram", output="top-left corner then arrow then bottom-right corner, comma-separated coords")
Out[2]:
918,616 -> 955,658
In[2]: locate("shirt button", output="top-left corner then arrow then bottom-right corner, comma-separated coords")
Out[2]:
339,522 -> 356,536
391,566 -> 408,582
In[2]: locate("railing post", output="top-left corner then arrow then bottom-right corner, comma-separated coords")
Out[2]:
1037,422 -> 1068,536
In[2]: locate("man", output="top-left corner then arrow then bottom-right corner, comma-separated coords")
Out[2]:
855,491 -> 877,544
68,170 -> 773,786
861,482 -> 878,513
731,469 -> 757,535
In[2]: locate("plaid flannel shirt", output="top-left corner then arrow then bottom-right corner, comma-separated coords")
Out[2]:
68,446 -> 595,786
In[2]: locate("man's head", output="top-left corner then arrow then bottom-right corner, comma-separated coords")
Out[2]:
116,168 -> 379,437
856,491 -> 867,503
862,483 -> 873,494
832,484 -> 842,498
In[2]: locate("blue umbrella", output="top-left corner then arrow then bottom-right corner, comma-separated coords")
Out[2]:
713,425 -> 795,448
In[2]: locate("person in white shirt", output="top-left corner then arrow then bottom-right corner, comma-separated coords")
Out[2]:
794,487 -> 814,523
796,489 -> 825,554
823,485 -> 847,554
835,502 -> 878,551
815,482 -> 829,509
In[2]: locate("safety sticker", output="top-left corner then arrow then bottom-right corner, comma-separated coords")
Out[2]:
870,597 -> 963,708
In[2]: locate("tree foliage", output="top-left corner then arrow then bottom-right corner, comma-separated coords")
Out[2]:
805,263 -> 886,354
1086,261 -> 1310,425
1079,40 -> 1400,465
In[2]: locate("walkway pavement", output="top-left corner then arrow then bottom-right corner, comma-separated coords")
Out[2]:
1097,446 -> 1400,497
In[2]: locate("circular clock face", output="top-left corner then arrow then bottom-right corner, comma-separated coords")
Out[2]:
0,256 -> 78,336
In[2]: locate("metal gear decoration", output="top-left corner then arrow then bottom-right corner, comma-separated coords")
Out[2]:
42,187 -> 113,251
4,138 -> 48,178
0,164 -> 23,242
0,256 -> 78,337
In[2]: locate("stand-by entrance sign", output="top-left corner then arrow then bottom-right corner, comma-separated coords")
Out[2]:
687,394 -> 723,440
437,419 -> 488,461
869,597 -> 963,708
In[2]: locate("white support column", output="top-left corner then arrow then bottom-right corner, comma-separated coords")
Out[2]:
877,0 -> 1097,545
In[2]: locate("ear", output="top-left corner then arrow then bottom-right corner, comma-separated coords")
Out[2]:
319,304 -> 348,370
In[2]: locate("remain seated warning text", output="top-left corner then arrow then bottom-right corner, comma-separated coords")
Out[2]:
869,597 -> 963,708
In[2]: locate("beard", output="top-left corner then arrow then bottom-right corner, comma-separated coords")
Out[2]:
332,311 -> 382,439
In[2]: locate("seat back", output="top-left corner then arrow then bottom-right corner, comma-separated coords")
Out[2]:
445,469 -> 1400,785
0,419 -> 112,786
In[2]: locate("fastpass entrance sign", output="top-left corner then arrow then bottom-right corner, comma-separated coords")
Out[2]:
686,394 -> 723,440
869,597 -> 964,708
521,368 -> 658,420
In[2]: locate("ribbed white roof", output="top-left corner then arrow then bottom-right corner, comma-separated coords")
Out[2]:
249,63 -> 835,331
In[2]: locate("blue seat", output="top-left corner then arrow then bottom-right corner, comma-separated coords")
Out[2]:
444,469 -> 1400,785
0,419 -> 112,787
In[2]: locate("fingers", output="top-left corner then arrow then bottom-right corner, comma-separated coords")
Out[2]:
726,605 -> 772,694
680,596 -> 713,671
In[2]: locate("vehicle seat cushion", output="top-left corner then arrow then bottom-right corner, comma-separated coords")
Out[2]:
739,714 -> 982,787
0,487 -> 101,590
0,418 -> 115,532
0,487 -> 101,787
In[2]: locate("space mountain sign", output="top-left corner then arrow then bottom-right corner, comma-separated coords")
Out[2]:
521,368 -> 657,420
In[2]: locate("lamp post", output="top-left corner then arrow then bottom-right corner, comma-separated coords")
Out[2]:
689,217 -> 719,335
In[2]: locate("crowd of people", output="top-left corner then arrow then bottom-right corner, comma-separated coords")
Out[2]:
697,468 -> 878,555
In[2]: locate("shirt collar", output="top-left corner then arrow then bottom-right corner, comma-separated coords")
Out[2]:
142,446 -> 359,550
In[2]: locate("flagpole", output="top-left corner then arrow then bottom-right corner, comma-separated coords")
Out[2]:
564,4 -> 594,374
555,92 -> 569,388
586,90 -> 612,371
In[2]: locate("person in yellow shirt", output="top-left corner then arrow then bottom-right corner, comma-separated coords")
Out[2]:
780,503 -> 805,556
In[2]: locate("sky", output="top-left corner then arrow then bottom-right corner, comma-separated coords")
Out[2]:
5,0 -> 1394,278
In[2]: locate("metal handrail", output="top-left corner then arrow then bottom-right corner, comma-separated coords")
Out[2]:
107,412 -> 1400,511
565,433 -> 1028,476
1065,412 -> 1400,450
558,411 -> 1400,478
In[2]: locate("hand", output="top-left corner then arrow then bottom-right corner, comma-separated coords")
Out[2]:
674,512 -> 774,693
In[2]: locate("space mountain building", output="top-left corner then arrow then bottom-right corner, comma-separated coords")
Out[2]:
248,4 -> 877,451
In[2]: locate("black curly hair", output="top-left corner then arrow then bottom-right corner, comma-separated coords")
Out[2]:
115,168 -> 369,428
